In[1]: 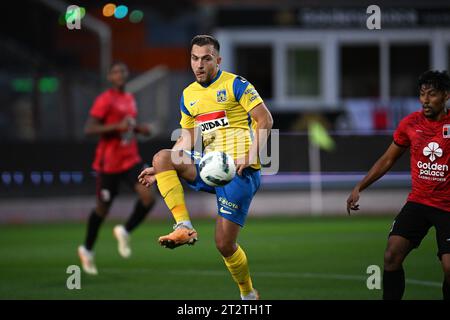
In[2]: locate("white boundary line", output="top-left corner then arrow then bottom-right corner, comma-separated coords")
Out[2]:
102,268 -> 441,288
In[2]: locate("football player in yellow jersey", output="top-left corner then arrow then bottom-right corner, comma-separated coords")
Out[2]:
138,35 -> 273,300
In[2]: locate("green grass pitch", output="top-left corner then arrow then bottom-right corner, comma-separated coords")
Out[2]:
0,216 -> 444,300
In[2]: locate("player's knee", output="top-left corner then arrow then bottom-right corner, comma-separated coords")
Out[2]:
94,205 -> 109,218
136,185 -> 154,207
141,198 -> 153,208
152,149 -> 172,169
442,263 -> 450,282
384,249 -> 403,270
215,239 -> 236,257
445,272 -> 450,284
140,193 -> 155,208
95,201 -> 111,218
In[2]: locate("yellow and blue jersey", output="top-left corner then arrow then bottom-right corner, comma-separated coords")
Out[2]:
179,70 -> 264,169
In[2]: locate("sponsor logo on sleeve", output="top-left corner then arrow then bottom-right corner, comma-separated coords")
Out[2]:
244,87 -> 260,102
443,124 -> 450,138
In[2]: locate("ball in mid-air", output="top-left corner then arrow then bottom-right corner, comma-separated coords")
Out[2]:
199,151 -> 236,187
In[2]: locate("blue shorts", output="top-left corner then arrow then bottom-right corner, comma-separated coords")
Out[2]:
184,151 -> 261,227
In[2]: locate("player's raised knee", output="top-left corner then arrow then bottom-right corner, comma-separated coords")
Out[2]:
152,149 -> 173,168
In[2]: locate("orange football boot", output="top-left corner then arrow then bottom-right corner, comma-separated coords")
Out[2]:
158,223 -> 198,249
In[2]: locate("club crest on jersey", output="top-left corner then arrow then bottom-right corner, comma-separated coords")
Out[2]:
443,124 -> 450,138
195,110 -> 230,134
216,89 -> 227,103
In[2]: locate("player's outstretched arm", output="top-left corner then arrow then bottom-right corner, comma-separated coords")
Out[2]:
133,123 -> 152,136
346,142 -> 407,215
84,116 -> 133,136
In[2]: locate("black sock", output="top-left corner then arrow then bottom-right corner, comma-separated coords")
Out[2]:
443,279 -> 450,300
84,210 -> 104,251
124,200 -> 154,233
383,268 -> 405,300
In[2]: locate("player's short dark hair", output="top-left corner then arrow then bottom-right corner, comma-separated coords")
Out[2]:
109,61 -> 128,72
418,70 -> 450,92
190,35 -> 220,52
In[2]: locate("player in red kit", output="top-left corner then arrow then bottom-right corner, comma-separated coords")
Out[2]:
347,70 -> 450,300
78,62 -> 156,275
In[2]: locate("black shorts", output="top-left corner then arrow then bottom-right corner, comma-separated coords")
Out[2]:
96,162 -> 148,203
389,201 -> 450,259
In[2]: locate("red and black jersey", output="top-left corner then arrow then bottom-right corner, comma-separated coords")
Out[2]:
393,111 -> 450,212
89,88 -> 141,174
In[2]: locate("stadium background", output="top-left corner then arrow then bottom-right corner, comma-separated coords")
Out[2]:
0,0 -> 449,299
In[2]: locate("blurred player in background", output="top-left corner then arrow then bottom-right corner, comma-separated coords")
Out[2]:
78,62 -> 156,275
138,35 -> 273,299
347,70 -> 450,300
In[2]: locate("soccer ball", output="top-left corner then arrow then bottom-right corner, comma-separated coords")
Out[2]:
199,151 -> 236,187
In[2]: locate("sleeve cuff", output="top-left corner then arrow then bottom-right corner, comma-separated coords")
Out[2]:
393,140 -> 409,148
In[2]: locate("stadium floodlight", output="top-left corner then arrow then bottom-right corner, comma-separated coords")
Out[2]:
114,5 -> 128,19
102,3 -> 116,17
129,10 -> 144,23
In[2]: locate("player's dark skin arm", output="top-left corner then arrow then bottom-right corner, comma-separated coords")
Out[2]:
133,124 -> 152,136
84,116 -> 134,136
346,142 -> 407,214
